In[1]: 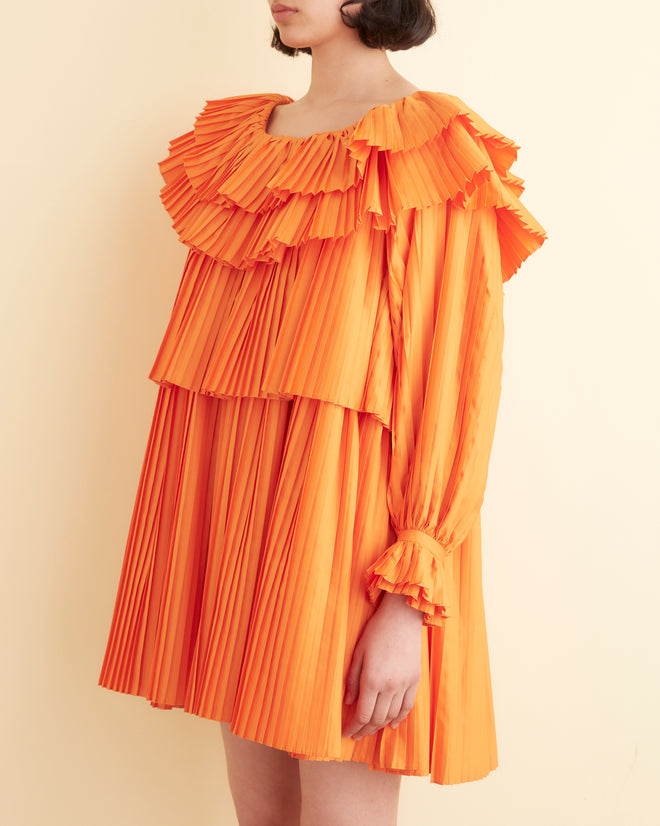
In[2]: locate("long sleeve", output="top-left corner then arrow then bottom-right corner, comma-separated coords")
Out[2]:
365,202 -> 508,626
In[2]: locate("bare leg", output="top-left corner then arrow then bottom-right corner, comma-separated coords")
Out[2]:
298,757 -> 401,826
220,722 -> 302,826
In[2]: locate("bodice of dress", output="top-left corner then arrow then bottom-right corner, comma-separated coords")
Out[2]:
149,91 -> 546,431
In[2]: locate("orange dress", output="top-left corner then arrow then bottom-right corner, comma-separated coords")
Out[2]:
98,90 -> 547,784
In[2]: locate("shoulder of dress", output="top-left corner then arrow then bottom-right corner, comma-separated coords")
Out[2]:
159,92 -> 288,149
350,90 -> 508,148
349,90 -> 524,197
198,91 -> 288,118
347,90 -> 547,280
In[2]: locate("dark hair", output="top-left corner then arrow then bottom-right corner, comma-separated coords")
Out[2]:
271,0 -> 437,56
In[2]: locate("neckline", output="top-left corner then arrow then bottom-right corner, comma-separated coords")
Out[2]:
261,90 -> 430,141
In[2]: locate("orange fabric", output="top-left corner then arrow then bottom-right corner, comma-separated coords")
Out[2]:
98,91 -> 547,784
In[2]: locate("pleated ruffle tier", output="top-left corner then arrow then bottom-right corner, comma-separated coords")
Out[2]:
98,90 -> 547,784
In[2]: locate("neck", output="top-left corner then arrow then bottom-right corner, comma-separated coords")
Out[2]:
302,40 -> 404,105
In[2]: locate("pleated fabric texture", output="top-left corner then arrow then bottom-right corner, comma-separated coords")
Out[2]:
98,91 -> 547,784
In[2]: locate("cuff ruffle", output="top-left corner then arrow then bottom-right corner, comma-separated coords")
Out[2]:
365,529 -> 456,627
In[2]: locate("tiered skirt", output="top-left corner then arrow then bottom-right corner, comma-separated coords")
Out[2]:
98,382 -> 497,782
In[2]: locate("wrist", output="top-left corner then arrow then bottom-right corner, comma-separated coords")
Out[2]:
379,591 -> 424,623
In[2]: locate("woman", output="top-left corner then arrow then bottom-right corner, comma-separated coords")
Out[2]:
98,1 -> 547,823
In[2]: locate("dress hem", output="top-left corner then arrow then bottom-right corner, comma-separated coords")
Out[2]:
97,681 -> 498,785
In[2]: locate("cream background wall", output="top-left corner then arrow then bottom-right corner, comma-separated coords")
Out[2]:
1,1 -> 658,824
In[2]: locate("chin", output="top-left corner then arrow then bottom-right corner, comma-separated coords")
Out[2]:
282,37 -> 313,50
278,30 -> 311,49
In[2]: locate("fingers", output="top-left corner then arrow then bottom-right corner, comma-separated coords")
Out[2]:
352,691 -> 407,739
386,691 -> 407,729
388,685 -> 417,729
343,683 -> 418,740
343,688 -> 388,740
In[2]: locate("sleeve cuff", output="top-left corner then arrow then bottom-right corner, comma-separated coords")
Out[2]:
364,529 -> 456,627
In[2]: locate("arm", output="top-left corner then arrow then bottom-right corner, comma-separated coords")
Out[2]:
343,202 -> 505,739
366,201 -> 505,625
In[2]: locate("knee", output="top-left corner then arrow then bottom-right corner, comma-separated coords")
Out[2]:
234,797 -> 300,826
221,723 -> 301,825
298,759 -> 400,826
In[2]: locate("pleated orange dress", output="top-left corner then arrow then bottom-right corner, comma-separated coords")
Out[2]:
98,90 -> 547,784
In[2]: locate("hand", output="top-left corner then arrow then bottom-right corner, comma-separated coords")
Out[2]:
342,592 -> 423,740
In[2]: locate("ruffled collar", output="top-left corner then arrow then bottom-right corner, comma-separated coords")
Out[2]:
236,90 -> 503,153
258,90 -> 438,143
158,90 -> 547,278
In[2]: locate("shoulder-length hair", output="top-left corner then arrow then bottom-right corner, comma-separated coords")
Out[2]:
271,0 -> 437,56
